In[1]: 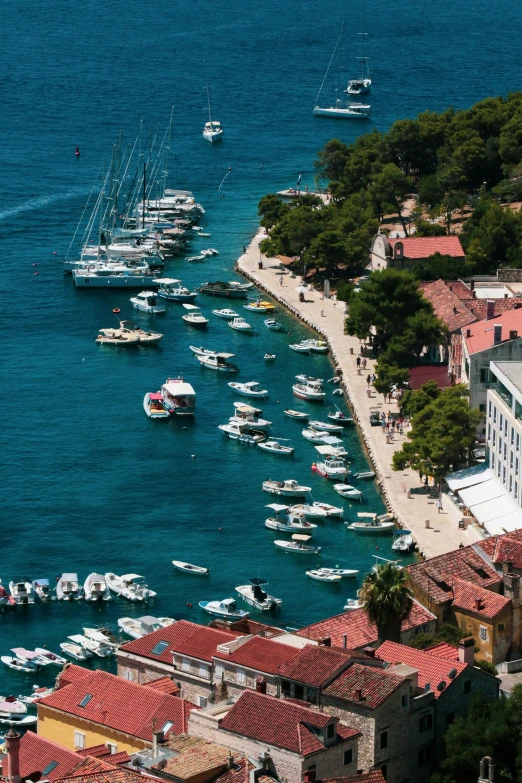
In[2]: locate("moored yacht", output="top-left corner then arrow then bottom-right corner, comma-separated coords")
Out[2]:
9,581 -> 34,605
158,278 -> 198,303
235,578 -> 282,612
262,479 -> 311,497
196,352 -> 238,372
218,421 -> 266,445
199,281 -> 252,299
265,504 -> 317,532
312,458 -> 350,479
161,378 -> 196,415
56,573 -> 83,601
199,598 -> 249,619
228,381 -> 268,398
293,379 -> 326,401
212,308 -> 240,319
228,317 -> 253,332
182,304 -> 209,328
84,573 -> 112,601
72,262 -> 160,288
105,572 -> 157,600
130,291 -> 166,314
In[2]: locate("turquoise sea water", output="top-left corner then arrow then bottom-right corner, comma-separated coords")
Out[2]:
1,0 -> 521,697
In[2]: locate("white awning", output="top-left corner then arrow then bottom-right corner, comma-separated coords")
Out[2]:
446,464 -> 492,492
459,479 -> 504,508
447,464 -> 522,534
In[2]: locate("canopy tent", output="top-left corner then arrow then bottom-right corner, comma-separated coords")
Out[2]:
446,465 -> 522,536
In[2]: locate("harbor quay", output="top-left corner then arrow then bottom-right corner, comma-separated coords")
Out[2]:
236,232 -> 485,560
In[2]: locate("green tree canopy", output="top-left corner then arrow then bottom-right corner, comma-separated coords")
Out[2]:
400,380 -> 442,418
359,563 -> 413,644
258,194 -> 290,229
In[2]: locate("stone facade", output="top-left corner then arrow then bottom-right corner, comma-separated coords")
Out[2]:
214,660 -> 278,699
117,651 -> 214,705
188,707 -> 359,783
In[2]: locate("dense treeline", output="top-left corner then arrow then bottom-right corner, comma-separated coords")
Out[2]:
259,93 -> 522,277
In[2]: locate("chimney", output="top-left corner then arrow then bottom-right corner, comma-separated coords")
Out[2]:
355,688 -> 363,702
479,756 -> 495,783
152,730 -> 164,756
474,598 -> 483,612
363,646 -> 376,658
343,634 -> 347,649
449,284 -> 453,291
5,728 -> 21,783
466,328 -> 472,338
453,304 -> 458,314
458,636 -> 475,665
493,324 -> 502,345
510,330 -> 518,340
227,752 -> 235,770
486,300 -> 495,320
504,573 -> 520,607
319,636 -> 331,647
470,279 -> 475,292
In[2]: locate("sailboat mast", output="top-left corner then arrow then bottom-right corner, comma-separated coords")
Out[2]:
205,60 -> 212,124
142,163 -> 146,229
336,22 -> 344,100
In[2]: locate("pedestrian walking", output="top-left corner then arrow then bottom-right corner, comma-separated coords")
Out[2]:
371,373 -> 376,383
424,475 -> 429,487
366,374 -> 371,385
436,497 -> 443,514
356,357 -> 361,368
362,357 -> 367,370
279,276 -> 283,286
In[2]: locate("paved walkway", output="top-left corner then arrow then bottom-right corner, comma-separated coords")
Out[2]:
236,232 -> 485,559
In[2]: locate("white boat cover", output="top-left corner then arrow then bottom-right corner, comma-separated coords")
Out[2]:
163,382 -> 196,396
266,503 -> 290,512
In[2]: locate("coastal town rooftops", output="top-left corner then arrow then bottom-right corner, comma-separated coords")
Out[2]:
419,279 -> 477,333
56,770 -> 163,783
276,643 -> 356,687
424,642 -> 460,661
155,734 -> 234,780
323,663 -> 405,709
119,619 -> 240,663
220,691 -> 359,756
478,528 -> 522,569
144,676 -> 181,695
376,641 -> 467,697
387,235 -> 465,259
462,309 -> 522,355
406,545 -> 501,606
38,668 -> 194,741
295,601 -> 436,649
451,576 -> 511,619
213,635 -> 299,674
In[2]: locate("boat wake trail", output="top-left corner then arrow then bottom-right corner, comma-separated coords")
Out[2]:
0,188 -> 88,223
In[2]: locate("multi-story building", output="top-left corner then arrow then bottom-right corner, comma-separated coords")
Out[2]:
369,234 -> 465,273
486,361 -> 522,507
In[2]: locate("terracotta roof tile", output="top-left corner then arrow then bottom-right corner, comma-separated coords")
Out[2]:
323,663 -> 404,709
156,735 -> 232,779
388,236 -> 465,259
479,529 -> 522,569
145,677 -> 180,695
58,664 -> 92,687
420,279 -> 477,333
450,333 -> 462,371
77,746 -> 111,759
215,758 -> 254,783
324,772 -> 386,783
424,642 -> 459,661
276,644 -> 354,687
119,620 -> 239,664
38,669 -> 195,741
376,641 -> 467,698
296,601 -> 435,649
451,576 -> 510,619
220,690 -> 359,756
214,636 -> 299,675
462,309 -> 522,355
57,770 -> 163,783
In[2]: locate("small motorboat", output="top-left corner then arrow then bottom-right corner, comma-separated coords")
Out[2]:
244,300 -> 275,313
83,628 -> 118,650
173,560 -> 209,575
68,634 -> 113,658
189,345 -> 217,356
0,714 -> 37,727
262,479 -> 311,497
344,599 -> 362,611
274,534 -> 321,555
235,578 -> 282,612
265,504 -> 317,532
199,232 -> 211,237
309,420 -> 344,433
130,291 -> 166,314
0,697 -> 27,715
96,332 -> 139,346
84,573 -> 112,602
186,255 -> 206,262
312,458 -> 349,480
327,410 -> 354,426
292,501 -> 344,519
212,308 -> 240,319
229,415 -> 272,432
353,471 -> 376,480
300,339 -> 329,354
289,343 -> 310,354
228,381 -> 268,398
258,440 -> 294,456
105,572 -> 157,601
333,388 -> 344,396
11,648 -> 52,667
56,573 -> 84,601
143,392 -> 169,418
197,352 -> 238,372
32,579 -> 51,602
371,555 -> 403,574
228,317 -> 253,332
346,512 -> 395,533
232,403 -> 272,430
334,484 -> 363,501
33,648 -> 67,666
59,642 -> 91,661
199,598 -> 249,620
296,374 -> 323,384
18,686 -> 54,704
264,354 -> 276,361
392,530 -> 414,552
302,428 -> 340,444
219,421 -> 266,444
306,570 -> 342,583
284,409 -> 309,421
264,319 -> 283,331
157,278 -> 198,303
101,321 -> 163,345
1,656 -> 38,673
9,581 -> 34,605
161,378 -> 196,416
293,381 -> 326,401
118,615 -> 175,639
182,304 -> 209,327
316,567 -> 358,578
314,443 -> 348,459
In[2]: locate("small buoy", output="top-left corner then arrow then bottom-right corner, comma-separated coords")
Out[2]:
375,545 -> 380,550
219,528 -> 223,532
113,308 -> 120,314
53,251 -> 57,255
32,263 -> 37,267
191,454 -> 195,458
34,272 -> 39,275
82,358 -> 85,362
186,602 -> 192,608
75,147 -> 80,156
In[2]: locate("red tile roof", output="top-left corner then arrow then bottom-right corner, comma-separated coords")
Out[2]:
450,333 -> 462,371
406,545 -> 501,606
296,601 -> 436,649
220,691 -> 359,756
323,663 -> 405,709
388,236 -> 465,259
38,669 -> 195,741
214,636 -> 299,675
324,771 -> 386,783
145,677 -> 180,695
119,620 -> 240,664
424,642 -> 459,661
376,641 -> 467,698
451,576 -> 510,619
408,365 -> 453,391
57,770 -> 163,783
419,280 -> 477,333
478,529 -> 522,569
462,309 -> 522,355
214,758 -> 254,783
58,664 -> 92,687
0,733 -> 115,783
78,748 -> 131,767
276,644 -> 354,687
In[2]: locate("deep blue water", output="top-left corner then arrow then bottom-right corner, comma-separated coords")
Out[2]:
1,0 -> 521,697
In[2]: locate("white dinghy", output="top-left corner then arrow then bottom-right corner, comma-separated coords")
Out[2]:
258,440 -> 294,456
84,573 -> 112,602
274,534 -> 321,555
316,567 -> 359,578
346,512 -> 395,533
199,598 -> 249,619
334,484 -> 363,501
173,560 -> 209,575
105,573 -> 157,601
306,570 -> 342,583
59,642 -> 91,661
262,479 -> 311,497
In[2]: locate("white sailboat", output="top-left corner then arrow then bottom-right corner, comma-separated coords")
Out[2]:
313,24 -> 371,119
203,61 -> 223,143
345,0 -> 371,95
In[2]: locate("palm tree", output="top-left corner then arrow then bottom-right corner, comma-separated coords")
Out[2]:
359,563 -> 413,644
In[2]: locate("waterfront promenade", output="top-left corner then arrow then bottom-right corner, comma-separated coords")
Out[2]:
237,232 -> 485,559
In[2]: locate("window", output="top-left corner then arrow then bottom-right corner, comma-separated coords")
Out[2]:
162,721 -> 174,734
464,680 -> 472,694
401,693 -> 409,708
517,458 -> 520,473
326,723 -> 335,739
499,623 -> 505,631
488,423 -> 491,441
151,640 -> 169,655
493,407 -> 497,423
489,400 -> 492,417
479,403 -> 486,413
42,762 -> 59,776
419,714 -> 433,732
343,749 -> 353,766
123,670 -> 133,681
518,433 -> 521,452
516,481 -> 519,498
500,414 -> 504,430
380,731 -> 388,750
499,436 -> 502,453
504,443 -> 508,460
498,462 -> 501,477
493,431 -> 496,446
480,626 -> 488,641
74,731 -> 86,749
503,466 -> 507,483
418,747 -> 432,765
236,670 -> 246,684
215,664 -> 224,679
492,454 -> 495,469
106,744 -> 117,755
512,428 -> 515,445
506,419 -> 509,437
511,452 -> 514,468
445,713 -> 454,728
510,475 -> 513,493
182,658 -> 190,672
79,694 -> 93,708
199,664 -> 208,679
481,368 -> 493,384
